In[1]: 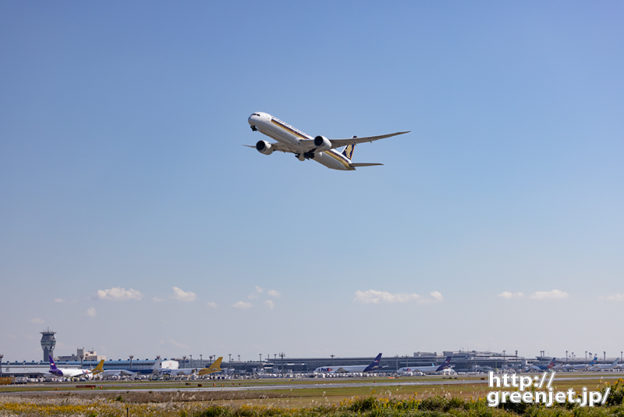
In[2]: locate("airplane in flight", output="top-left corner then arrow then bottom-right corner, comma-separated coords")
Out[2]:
47,356 -> 104,379
313,353 -> 382,374
247,112 -> 410,170
397,356 -> 453,375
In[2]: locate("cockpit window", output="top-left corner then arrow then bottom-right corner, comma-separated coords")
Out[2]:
252,113 -> 260,116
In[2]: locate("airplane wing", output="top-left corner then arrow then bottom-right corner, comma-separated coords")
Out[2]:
327,131 -> 410,149
245,130 -> 409,154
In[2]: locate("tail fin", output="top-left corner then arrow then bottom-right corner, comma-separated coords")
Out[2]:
547,358 -> 556,369
91,360 -> 104,374
436,356 -> 452,372
48,355 -> 58,370
342,141 -> 356,160
198,356 -> 223,376
363,353 -> 382,372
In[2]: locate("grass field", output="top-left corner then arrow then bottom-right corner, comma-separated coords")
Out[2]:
1,374 -> 622,416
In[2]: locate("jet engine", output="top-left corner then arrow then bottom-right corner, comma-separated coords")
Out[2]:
255,140 -> 273,155
314,136 -> 332,152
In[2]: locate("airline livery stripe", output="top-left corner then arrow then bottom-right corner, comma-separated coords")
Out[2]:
324,150 -> 351,169
270,119 -> 308,139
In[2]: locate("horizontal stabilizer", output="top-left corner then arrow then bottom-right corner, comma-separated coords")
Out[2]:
350,163 -> 384,167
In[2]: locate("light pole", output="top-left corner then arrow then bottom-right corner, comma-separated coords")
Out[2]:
228,354 -> 232,363
129,355 -> 134,371
0,354 -> 3,376
259,353 -> 262,362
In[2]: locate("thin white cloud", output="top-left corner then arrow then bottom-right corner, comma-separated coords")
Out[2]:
264,300 -> 275,310
430,291 -> 443,302
53,298 -> 64,303
163,338 -> 189,350
498,291 -> 524,299
233,300 -> 252,310
97,287 -> 143,301
206,301 -> 217,309
354,289 -> 443,304
86,307 -> 97,317
605,293 -> 624,302
255,286 -> 264,294
171,286 -> 196,302
529,289 -> 569,300
30,317 -> 44,325
152,296 -> 165,303
267,289 -> 280,298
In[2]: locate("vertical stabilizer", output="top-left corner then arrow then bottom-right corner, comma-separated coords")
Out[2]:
363,353 -> 382,372
48,355 -> 58,371
342,139 -> 356,160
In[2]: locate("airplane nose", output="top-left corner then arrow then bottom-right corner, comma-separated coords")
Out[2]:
248,113 -> 259,131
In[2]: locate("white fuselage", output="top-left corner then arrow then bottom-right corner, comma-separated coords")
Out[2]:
248,112 -> 354,170
313,364 -> 370,374
98,369 -> 137,378
397,364 -> 439,375
49,368 -> 92,379
158,368 -> 197,376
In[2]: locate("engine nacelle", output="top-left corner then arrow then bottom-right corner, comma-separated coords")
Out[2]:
314,136 -> 332,152
255,140 -> 274,155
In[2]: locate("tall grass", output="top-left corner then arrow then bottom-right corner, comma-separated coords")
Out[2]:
2,378 -> 623,417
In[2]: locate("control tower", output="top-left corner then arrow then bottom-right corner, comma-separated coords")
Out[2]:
40,329 -> 56,362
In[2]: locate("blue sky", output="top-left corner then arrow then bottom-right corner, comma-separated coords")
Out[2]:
1,1 -> 623,362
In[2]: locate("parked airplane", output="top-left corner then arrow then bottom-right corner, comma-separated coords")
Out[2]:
589,358 -> 620,371
93,363 -> 138,379
313,353 -> 382,374
397,356 -> 453,375
155,357 -> 224,377
529,358 -> 557,372
48,356 -> 103,379
561,356 -> 598,371
247,112 -> 409,170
